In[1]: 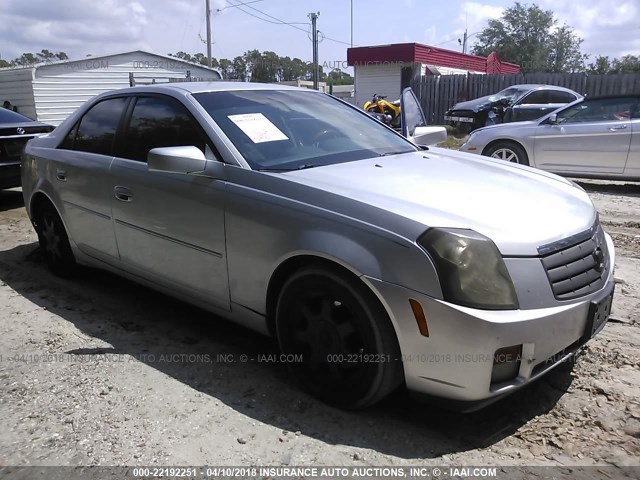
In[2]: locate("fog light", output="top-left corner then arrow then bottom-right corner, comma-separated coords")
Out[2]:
491,344 -> 522,384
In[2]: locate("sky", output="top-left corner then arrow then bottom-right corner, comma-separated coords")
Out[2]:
0,0 -> 638,69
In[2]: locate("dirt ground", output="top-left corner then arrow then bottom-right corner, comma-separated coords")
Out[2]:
0,180 -> 638,470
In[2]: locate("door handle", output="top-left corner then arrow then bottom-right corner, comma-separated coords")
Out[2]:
114,186 -> 133,202
56,168 -> 67,181
609,125 -> 628,131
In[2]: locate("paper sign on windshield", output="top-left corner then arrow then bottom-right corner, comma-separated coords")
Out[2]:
228,113 -> 289,143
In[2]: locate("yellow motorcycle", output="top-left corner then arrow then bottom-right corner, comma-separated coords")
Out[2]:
363,93 -> 401,127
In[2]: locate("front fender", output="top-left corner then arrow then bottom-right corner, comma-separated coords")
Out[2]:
225,202 -> 443,317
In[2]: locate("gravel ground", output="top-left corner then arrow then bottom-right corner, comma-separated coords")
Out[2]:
0,180 -> 638,470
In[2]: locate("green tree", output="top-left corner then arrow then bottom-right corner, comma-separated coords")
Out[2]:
472,2 -> 586,73
588,54 -> 640,74
612,55 -> 640,73
587,55 -> 613,74
12,53 -> 40,66
326,68 -> 354,85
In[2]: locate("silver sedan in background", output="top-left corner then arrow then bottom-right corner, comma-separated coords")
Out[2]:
461,95 -> 640,180
22,83 -> 614,411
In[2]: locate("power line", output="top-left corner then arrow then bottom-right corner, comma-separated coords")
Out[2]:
225,0 -> 309,32
225,0 -> 355,46
216,0 -> 265,12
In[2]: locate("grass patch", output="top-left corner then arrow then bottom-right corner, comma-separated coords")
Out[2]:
437,135 -> 468,150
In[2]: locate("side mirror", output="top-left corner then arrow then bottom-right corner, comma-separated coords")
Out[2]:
410,126 -> 448,146
548,113 -> 558,124
148,146 -> 207,175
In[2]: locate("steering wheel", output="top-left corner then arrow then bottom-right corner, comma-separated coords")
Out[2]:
312,128 -> 342,149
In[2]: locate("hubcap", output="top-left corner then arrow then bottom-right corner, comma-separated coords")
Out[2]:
291,293 -> 363,382
41,216 -> 62,262
491,148 -> 518,163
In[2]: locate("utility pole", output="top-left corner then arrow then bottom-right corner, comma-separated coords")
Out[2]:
206,0 -> 212,67
462,29 -> 468,54
309,12 -> 320,90
350,0 -> 353,48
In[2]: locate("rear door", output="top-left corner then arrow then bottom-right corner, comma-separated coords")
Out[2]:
533,97 -> 634,174
50,97 -> 128,261
109,94 -> 230,309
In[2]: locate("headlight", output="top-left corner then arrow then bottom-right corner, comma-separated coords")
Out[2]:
418,228 -> 519,310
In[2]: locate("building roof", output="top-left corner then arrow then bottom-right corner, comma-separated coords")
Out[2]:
347,43 -> 520,74
0,50 -> 222,76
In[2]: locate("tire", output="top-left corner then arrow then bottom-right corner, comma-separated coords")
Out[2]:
34,202 -> 76,277
275,267 -> 403,409
384,107 -> 400,128
484,141 -> 529,166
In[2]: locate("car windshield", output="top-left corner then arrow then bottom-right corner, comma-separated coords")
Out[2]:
488,87 -> 530,103
193,90 -> 417,171
0,108 -> 33,124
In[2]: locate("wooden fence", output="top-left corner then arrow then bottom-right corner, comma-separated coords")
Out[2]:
411,73 -> 640,125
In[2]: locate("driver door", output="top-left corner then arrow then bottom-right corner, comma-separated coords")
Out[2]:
400,87 -> 447,145
533,97 -> 634,174
109,95 -> 230,310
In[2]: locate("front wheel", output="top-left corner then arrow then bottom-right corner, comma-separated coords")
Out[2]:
275,267 -> 403,409
484,141 -> 529,166
34,203 -> 76,277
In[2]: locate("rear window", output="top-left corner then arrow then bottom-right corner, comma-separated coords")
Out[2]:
0,108 -> 33,124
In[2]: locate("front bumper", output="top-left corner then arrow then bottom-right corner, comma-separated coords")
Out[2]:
0,162 -> 21,189
444,115 -> 474,123
364,246 -> 615,407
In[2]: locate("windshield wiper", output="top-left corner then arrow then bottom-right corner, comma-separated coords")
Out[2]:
378,150 -> 414,157
258,164 -> 321,172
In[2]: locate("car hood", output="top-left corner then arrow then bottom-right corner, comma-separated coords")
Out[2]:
447,94 -> 505,113
284,149 -> 596,256
471,119 -> 538,135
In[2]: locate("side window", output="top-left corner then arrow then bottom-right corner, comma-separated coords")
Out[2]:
73,97 -> 128,155
520,91 -> 549,105
58,123 -> 79,150
547,91 -> 577,104
558,97 -> 635,124
120,96 -> 209,162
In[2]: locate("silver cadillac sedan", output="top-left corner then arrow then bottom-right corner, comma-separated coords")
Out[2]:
22,82 -> 615,411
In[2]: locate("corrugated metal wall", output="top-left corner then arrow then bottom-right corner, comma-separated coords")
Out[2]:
30,52 -> 221,126
0,68 -> 36,119
354,63 -> 404,107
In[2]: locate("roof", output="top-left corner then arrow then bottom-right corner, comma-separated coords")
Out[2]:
97,82 -> 309,96
508,84 -> 581,93
347,43 -> 520,74
0,50 -> 222,75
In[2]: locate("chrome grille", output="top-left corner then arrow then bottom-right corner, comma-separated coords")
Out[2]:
539,222 -> 608,300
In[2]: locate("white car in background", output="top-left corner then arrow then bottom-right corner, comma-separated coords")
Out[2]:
460,95 -> 640,180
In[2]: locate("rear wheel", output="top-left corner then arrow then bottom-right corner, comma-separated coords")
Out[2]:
275,267 -> 403,409
34,202 -> 76,277
384,107 -> 400,127
484,141 -> 529,166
